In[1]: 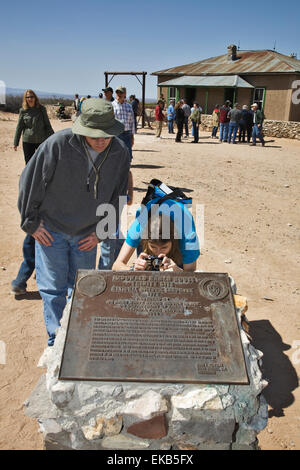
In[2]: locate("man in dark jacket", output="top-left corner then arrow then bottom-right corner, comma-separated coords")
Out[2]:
250,103 -> 265,146
239,105 -> 253,143
18,99 -> 130,346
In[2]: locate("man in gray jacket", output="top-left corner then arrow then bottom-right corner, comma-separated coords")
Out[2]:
18,99 -> 130,346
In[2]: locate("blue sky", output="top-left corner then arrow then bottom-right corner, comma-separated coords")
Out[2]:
1,0 -> 299,99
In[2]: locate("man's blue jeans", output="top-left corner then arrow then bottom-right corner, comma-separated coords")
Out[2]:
192,121 -> 199,142
184,116 -> 189,137
219,122 -> 229,142
35,227 -> 97,346
98,236 -> 124,270
228,122 -> 239,143
168,120 -> 174,133
12,234 -> 35,289
252,124 -> 265,145
118,131 -> 133,161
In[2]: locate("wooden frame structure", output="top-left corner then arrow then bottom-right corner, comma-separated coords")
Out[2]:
104,71 -> 147,128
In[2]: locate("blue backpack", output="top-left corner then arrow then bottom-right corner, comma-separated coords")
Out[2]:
141,179 -> 192,208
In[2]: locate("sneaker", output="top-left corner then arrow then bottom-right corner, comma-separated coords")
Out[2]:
11,285 -> 27,295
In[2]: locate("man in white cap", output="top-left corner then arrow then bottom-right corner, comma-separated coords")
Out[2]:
18,99 -> 130,346
250,103 -> 265,146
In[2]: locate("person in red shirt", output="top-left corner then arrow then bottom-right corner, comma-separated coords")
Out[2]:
155,100 -> 165,138
219,100 -> 231,142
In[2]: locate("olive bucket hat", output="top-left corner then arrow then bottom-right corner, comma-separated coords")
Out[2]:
72,98 -> 124,138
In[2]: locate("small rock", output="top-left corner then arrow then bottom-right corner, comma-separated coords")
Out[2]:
284,184 -> 290,188
224,259 -> 232,264
1,266 -> 6,271
267,428 -> 273,434
287,223 -> 292,227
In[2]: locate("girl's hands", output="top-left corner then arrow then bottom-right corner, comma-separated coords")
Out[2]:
160,255 -> 182,272
134,252 -> 150,271
133,253 -> 183,272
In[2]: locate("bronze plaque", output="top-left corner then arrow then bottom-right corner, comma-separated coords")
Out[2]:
59,271 -> 249,384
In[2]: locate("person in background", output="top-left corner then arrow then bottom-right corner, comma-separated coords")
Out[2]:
211,104 -> 220,138
78,96 -> 86,114
250,103 -> 265,146
190,102 -> 201,143
167,100 -> 176,134
102,86 -> 114,102
182,99 -> 191,138
13,89 -> 54,164
129,94 -> 139,133
98,92 -> 103,98
175,100 -> 185,142
11,89 -> 54,296
238,105 -> 253,143
219,100 -> 231,142
155,99 -> 165,138
74,94 -> 80,115
227,103 -> 242,144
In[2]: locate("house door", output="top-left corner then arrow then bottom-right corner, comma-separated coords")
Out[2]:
224,88 -> 235,105
185,88 -> 196,106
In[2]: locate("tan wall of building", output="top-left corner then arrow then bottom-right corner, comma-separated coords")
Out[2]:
241,74 -> 299,121
206,88 -> 224,113
235,88 -> 252,108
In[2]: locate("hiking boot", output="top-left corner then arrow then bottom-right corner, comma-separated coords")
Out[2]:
11,285 -> 27,295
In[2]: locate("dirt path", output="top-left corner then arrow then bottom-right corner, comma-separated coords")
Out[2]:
0,114 -> 299,449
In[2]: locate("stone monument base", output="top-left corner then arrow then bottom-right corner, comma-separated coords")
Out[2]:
24,295 -> 268,450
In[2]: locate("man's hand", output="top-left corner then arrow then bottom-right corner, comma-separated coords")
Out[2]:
78,232 -> 99,251
32,224 -> 54,246
14,146 -> 18,151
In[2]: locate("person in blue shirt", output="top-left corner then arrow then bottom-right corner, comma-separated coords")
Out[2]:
112,197 -> 200,272
167,100 -> 176,134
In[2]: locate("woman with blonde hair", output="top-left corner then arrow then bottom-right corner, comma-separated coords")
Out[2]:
13,89 -> 54,164
11,89 -> 54,295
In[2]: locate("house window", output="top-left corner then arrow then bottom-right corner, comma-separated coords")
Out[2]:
169,87 -> 177,101
253,88 -> 265,110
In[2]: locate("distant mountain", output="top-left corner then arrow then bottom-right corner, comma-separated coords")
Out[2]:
5,87 -> 156,102
6,87 -> 75,99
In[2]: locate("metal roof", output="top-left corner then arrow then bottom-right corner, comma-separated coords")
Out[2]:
152,50 -> 300,76
157,75 -> 254,88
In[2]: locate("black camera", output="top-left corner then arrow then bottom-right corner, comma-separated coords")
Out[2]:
146,256 -> 163,271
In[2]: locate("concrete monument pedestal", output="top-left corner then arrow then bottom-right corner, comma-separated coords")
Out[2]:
24,293 -> 268,450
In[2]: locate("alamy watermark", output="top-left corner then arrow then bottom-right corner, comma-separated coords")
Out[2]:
96,198 -> 205,250
0,80 -> 6,105
291,80 -> 300,105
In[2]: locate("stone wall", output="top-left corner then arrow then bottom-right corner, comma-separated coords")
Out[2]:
24,295 -> 268,451
200,115 -> 300,140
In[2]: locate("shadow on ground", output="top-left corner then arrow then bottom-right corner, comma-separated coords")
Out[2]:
250,320 -> 299,418
131,164 -> 164,169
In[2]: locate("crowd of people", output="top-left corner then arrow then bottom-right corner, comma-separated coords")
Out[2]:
11,87 -> 200,348
155,98 -> 266,146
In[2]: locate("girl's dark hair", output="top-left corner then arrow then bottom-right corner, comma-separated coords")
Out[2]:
141,213 -> 182,266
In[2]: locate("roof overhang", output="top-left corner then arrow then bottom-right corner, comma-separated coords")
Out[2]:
158,75 -> 254,88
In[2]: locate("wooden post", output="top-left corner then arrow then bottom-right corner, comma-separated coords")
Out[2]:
142,72 -> 146,128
